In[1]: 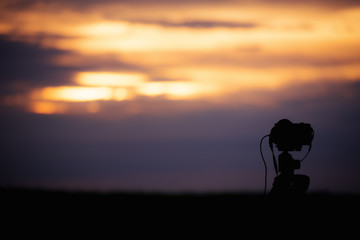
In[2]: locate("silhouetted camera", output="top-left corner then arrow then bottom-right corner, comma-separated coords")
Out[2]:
269,119 -> 314,151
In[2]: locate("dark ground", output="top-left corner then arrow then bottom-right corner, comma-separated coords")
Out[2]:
2,187 -> 359,211
1,187 -> 359,236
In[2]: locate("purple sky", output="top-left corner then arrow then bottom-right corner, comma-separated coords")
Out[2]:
1,0 -> 360,193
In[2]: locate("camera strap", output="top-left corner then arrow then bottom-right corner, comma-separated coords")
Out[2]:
301,143 -> 312,162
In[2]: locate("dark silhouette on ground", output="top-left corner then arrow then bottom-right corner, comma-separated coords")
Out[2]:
2,187 -> 360,216
270,173 -> 310,195
2,187 -> 358,233
1,187 -> 359,202
263,119 -> 314,196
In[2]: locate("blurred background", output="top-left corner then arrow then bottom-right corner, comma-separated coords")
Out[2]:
1,0 -> 360,194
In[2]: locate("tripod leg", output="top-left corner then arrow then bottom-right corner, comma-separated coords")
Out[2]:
269,174 -> 310,196
293,174 -> 310,194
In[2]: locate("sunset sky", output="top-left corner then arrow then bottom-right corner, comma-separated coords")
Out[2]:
1,0 -> 360,193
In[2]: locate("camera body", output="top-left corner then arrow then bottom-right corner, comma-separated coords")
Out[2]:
269,119 -> 314,152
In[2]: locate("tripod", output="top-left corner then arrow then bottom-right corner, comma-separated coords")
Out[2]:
269,151 -> 310,196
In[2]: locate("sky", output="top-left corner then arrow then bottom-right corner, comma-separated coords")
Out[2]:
1,0 -> 360,194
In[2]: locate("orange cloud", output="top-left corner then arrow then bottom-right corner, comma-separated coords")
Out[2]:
1,1 -> 360,115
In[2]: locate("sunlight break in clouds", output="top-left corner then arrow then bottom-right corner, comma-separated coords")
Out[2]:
76,72 -> 148,87
23,71 -> 209,114
1,1 -> 360,115
37,86 -> 113,102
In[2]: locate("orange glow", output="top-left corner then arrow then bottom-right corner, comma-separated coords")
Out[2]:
86,102 -> 100,113
77,22 -> 129,37
75,71 -> 211,99
75,72 -> 148,87
29,101 -> 67,114
40,87 -> 113,102
114,88 -> 132,101
159,63 -> 360,93
4,6 -> 359,55
1,2 -> 360,115
137,81 -> 208,99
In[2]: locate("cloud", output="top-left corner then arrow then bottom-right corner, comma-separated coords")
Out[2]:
136,20 -> 258,29
4,0 -> 360,9
1,0 -> 360,117
0,36 -> 74,87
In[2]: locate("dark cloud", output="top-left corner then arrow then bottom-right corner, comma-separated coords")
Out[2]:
0,0 -> 222,12
3,0 -> 360,15
0,0 -> 228,8
0,36 -> 145,93
143,20 -> 258,29
0,36 -> 75,87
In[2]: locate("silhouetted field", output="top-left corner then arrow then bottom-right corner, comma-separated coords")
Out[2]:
2,187 -> 359,207
2,187 -> 359,199
2,187 -> 359,230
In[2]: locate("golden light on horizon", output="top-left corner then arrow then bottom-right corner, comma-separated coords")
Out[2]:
137,81 -> 204,98
29,101 -> 67,115
75,71 -> 211,99
114,88 -> 132,101
39,87 -> 113,102
77,21 -> 129,37
75,72 -> 148,87
25,71 -> 209,110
